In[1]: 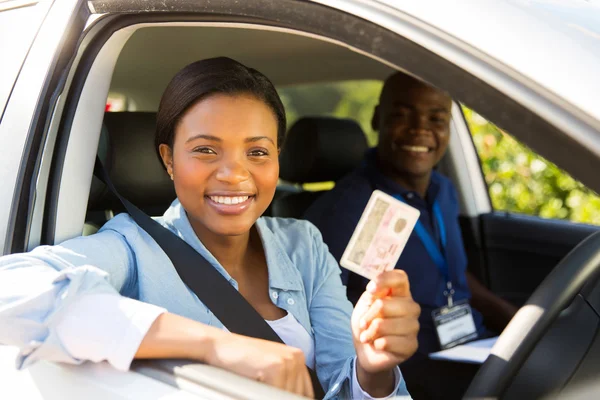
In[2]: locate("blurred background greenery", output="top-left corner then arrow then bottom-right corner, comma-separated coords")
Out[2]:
279,80 -> 600,225
464,107 -> 600,225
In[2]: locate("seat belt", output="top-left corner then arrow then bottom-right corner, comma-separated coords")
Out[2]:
94,158 -> 325,399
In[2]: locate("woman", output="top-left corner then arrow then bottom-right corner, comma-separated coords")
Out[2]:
0,58 -> 419,399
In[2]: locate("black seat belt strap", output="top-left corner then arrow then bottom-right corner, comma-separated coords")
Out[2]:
94,158 -> 325,398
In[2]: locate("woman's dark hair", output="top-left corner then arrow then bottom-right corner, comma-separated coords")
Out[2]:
155,57 -> 286,161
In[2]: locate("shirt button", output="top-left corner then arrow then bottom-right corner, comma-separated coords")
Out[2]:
406,193 -> 414,199
272,292 -> 278,299
287,298 -> 295,305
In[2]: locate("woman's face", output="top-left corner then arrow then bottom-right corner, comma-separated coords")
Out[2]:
160,93 -> 279,237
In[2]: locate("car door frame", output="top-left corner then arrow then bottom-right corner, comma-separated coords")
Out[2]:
0,0 -> 89,255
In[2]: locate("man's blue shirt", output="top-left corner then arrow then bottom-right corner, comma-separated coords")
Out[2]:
304,149 -> 485,355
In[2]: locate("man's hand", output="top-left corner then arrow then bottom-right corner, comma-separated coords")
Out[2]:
351,270 -> 420,396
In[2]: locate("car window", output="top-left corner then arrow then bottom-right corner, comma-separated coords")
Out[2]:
464,106 -> 600,225
277,80 -> 381,190
278,80 -> 382,146
0,3 -> 47,118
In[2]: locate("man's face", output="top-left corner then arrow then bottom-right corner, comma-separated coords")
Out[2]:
375,78 -> 452,180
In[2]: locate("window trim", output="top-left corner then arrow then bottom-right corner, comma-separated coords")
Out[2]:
444,102 -> 492,217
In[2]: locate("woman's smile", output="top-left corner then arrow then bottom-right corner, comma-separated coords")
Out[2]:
159,93 -> 280,237
206,193 -> 256,215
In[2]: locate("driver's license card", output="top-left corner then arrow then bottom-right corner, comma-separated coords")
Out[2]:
339,190 -> 420,281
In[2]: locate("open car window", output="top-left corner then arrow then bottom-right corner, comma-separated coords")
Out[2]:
464,106 -> 600,226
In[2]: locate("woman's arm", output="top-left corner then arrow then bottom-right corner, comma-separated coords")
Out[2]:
306,223 -> 414,399
0,225 -> 137,368
136,312 -> 315,398
0,220 -> 314,397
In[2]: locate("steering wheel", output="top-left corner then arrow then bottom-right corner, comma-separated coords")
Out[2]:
464,231 -> 600,399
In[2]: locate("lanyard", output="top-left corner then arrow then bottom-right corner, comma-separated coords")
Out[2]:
393,194 -> 455,306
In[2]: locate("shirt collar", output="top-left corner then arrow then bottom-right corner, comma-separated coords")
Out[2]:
159,199 -> 301,292
255,219 -> 303,292
363,148 -> 442,205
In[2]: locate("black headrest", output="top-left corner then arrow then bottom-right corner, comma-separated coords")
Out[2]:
279,117 -> 368,183
88,112 -> 175,213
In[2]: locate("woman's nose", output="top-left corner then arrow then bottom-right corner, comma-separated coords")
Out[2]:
215,157 -> 251,184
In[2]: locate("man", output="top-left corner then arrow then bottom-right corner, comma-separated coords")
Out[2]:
304,72 -> 517,399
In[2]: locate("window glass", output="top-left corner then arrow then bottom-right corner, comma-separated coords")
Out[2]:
278,80 -> 382,146
464,106 -> 600,225
277,80 -> 382,190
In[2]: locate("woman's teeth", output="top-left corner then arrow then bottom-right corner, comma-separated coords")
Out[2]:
209,196 -> 250,205
401,145 -> 429,153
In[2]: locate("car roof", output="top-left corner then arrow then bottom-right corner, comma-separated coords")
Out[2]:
109,0 -> 600,132
371,0 -> 600,124
110,26 -> 394,111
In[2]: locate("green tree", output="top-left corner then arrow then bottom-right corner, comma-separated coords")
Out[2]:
464,106 -> 600,225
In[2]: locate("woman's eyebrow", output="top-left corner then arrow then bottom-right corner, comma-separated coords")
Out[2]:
185,134 -> 222,144
245,136 -> 275,145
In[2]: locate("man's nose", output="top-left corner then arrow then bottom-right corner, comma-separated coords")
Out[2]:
408,113 -> 431,134
215,157 -> 250,184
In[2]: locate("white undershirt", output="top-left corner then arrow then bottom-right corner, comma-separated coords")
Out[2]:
55,294 -> 399,399
266,312 -> 315,370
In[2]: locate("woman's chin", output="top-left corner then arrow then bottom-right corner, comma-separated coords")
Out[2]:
215,226 -> 254,237
205,218 -> 258,237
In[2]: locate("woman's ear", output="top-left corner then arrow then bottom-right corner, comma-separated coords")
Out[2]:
159,144 -> 174,178
371,104 -> 380,132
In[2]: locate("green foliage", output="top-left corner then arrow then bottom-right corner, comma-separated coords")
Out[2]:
464,106 -> 600,225
279,80 -> 600,226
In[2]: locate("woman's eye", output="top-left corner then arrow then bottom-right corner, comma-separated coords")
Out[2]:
248,149 -> 269,157
193,147 -> 216,155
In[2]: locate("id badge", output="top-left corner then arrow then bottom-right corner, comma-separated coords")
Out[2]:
432,300 -> 478,350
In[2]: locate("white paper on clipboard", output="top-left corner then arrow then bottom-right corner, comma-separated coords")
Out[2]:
428,337 -> 498,364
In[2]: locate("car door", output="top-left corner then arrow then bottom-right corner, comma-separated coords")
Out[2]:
460,107 -> 600,307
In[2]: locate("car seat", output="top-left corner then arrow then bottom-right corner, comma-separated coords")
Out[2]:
85,112 -> 175,234
272,116 -> 368,218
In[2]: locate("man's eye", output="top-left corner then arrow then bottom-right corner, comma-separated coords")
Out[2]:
248,149 -> 269,157
431,115 -> 446,123
392,111 -> 409,118
193,147 -> 216,154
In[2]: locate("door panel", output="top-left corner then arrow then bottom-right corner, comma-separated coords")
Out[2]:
478,212 -> 599,306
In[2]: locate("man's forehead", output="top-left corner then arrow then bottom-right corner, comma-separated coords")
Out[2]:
381,75 -> 451,110
385,88 -> 451,111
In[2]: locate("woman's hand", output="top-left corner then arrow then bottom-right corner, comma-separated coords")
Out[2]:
136,313 -> 314,398
351,270 -> 420,395
206,331 -> 314,398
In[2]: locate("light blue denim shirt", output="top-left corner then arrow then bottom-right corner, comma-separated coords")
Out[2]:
0,199 -> 410,399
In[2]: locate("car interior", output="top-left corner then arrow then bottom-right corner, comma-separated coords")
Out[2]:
13,2 -> 600,398
79,25 -> 600,308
